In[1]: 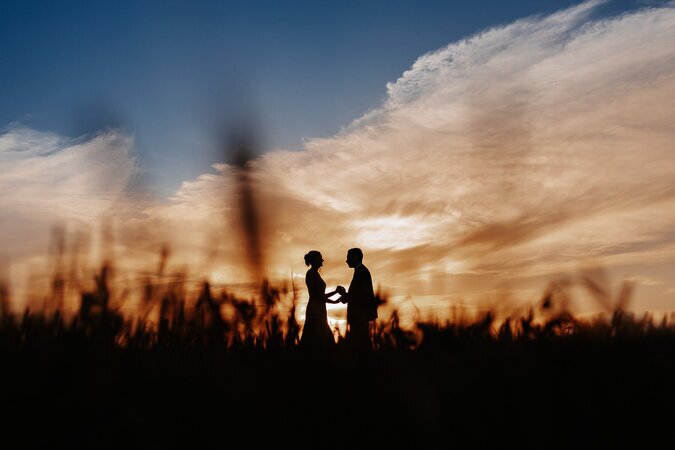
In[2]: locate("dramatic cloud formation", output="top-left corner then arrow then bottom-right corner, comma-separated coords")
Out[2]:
2,1 -> 675,322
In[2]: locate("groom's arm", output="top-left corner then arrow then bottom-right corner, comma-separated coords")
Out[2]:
344,271 -> 369,304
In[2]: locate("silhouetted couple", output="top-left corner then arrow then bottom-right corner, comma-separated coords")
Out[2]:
301,248 -> 377,351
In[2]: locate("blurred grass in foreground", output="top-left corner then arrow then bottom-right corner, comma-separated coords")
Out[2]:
1,263 -> 675,449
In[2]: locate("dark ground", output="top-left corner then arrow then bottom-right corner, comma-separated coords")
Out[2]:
2,305 -> 675,450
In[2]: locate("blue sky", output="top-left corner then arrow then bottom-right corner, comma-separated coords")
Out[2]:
0,0 -> 642,195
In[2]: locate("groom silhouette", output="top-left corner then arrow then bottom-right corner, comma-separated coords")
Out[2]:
337,248 -> 377,349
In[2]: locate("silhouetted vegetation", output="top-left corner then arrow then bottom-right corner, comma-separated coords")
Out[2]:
1,265 -> 675,449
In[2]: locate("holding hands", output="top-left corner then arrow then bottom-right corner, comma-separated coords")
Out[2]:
336,285 -> 348,303
326,285 -> 347,304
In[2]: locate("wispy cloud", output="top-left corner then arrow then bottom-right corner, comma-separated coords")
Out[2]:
0,125 -> 137,258
250,1 -> 675,303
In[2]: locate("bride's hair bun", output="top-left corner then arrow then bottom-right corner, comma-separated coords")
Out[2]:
304,250 -> 320,266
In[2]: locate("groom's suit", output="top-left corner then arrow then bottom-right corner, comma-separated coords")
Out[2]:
346,264 -> 377,348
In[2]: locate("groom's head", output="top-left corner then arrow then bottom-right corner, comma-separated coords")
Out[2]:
346,248 -> 363,268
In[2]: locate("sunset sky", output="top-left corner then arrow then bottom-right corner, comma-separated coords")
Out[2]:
2,0 -> 675,324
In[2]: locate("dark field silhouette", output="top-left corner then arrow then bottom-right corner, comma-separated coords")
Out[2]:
1,266 -> 675,449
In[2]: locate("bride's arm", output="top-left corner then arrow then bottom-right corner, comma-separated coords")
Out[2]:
325,295 -> 341,304
324,286 -> 343,303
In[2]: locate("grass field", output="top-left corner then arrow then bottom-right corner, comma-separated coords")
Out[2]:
1,265 -> 675,449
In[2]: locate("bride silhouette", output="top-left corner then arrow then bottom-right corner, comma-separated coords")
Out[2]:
300,250 -> 342,351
